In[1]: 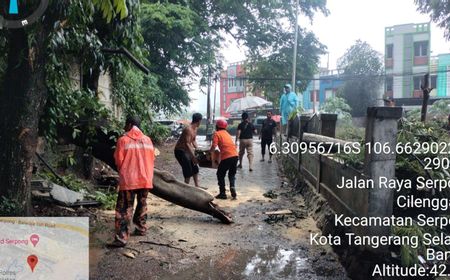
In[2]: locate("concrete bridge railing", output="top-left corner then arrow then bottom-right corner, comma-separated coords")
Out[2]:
283,107 -> 403,251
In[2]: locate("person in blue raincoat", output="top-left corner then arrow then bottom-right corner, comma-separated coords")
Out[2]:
279,84 -> 298,135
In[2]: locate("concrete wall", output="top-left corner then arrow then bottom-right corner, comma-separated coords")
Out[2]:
284,107 -> 402,245
97,71 -> 122,119
68,62 -> 122,120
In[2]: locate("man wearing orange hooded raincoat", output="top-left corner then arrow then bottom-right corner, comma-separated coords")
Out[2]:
112,116 -> 155,247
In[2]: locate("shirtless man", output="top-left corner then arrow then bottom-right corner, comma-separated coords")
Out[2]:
174,113 -> 203,187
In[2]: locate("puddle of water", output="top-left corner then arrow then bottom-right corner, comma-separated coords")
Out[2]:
163,246 -> 319,280
242,247 -> 309,279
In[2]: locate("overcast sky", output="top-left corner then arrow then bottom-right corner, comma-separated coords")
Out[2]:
189,0 -> 449,114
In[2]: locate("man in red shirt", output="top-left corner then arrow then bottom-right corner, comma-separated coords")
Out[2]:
111,116 -> 155,247
210,120 -> 239,199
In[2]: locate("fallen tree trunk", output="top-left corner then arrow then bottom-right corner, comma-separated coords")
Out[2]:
62,127 -> 232,224
152,170 -> 232,224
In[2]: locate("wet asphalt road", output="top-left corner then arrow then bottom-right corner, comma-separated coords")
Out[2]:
91,137 -> 349,280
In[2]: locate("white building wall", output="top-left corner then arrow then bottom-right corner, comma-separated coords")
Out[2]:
67,62 -> 122,120
392,34 -> 404,98
98,71 -> 122,119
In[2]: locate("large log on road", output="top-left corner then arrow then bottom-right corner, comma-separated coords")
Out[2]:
152,170 -> 232,224
64,127 -> 233,224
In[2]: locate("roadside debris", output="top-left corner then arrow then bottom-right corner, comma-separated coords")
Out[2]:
138,240 -> 187,253
265,209 -> 293,217
264,209 -> 293,223
32,180 -> 101,208
50,183 -> 84,205
263,190 -> 278,199
264,209 -> 306,225
122,251 -> 138,259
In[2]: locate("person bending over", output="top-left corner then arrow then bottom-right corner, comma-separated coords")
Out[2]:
174,113 -> 202,187
210,120 -> 239,200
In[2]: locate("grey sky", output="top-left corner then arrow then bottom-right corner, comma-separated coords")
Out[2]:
189,0 -> 449,113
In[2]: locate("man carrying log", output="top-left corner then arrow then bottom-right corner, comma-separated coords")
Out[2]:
110,116 -> 155,247
211,120 -> 239,200
174,113 -> 203,187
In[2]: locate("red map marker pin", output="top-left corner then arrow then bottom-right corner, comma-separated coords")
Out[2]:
30,234 -> 40,247
27,255 -> 38,272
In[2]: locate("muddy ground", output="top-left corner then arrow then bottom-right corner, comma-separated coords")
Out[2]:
88,139 -> 348,280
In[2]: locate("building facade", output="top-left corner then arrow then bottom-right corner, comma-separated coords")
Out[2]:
436,53 -> 450,97
384,23 -> 431,99
219,62 -> 247,117
302,69 -> 344,113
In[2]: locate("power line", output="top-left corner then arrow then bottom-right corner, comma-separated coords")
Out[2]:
218,68 -> 450,83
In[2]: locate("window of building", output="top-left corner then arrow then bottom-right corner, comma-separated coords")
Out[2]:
413,76 -> 422,90
325,89 -> 334,99
414,41 -> 428,57
430,75 -> 437,89
386,44 -> 393,59
310,91 -> 317,102
237,78 -> 243,87
386,77 -> 393,92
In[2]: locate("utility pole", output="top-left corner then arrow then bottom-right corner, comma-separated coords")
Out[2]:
327,52 -> 330,70
291,0 -> 299,93
285,0 -> 299,139
206,66 -> 212,140
420,73 -> 432,122
207,66 -> 212,122
213,75 -> 218,123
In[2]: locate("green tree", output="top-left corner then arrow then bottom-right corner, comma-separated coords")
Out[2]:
140,0 -> 328,110
248,31 -> 326,106
0,0 -> 332,215
415,0 -> 450,40
0,0 -> 128,215
320,96 -> 352,122
337,40 -> 383,117
428,99 -> 450,121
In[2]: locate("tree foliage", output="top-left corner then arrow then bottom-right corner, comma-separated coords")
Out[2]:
93,0 -> 129,22
320,96 -> 352,121
140,0 -> 328,110
415,0 -> 450,40
39,0 -> 144,144
0,0 -> 332,147
248,31 -> 326,106
337,40 -> 383,117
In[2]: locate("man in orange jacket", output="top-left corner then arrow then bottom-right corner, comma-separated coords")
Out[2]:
111,116 -> 155,247
210,120 -> 239,199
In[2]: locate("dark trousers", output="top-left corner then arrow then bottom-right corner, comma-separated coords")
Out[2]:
217,156 -> 238,193
174,149 -> 199,178
114,189 -> 149,244
261,138 -> 273,156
